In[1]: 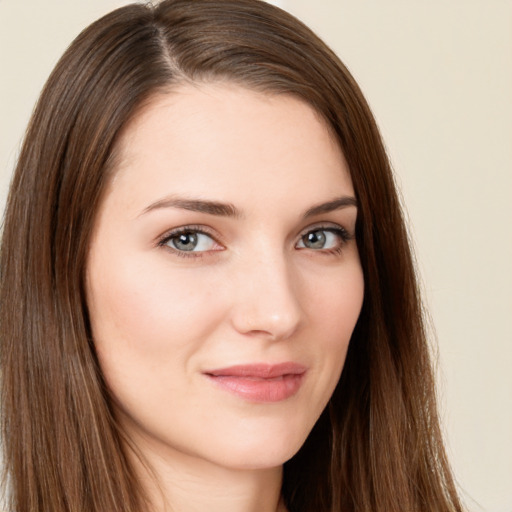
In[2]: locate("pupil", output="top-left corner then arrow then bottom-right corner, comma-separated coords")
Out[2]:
174,232 -> 197,251
305,230 -> 326,249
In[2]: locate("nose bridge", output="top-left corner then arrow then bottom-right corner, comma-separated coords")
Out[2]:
230,245 -> 303,340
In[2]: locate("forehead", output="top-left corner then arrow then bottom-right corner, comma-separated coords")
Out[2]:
109,83 -> 353,210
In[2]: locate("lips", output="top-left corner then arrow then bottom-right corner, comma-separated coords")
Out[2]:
204,363 -> 307,402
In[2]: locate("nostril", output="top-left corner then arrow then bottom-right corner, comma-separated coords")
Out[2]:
230,306 -> 302,341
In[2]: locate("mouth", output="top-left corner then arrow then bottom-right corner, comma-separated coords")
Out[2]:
203,363 -> 307,403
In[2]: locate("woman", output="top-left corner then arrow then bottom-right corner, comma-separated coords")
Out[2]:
0,0 -> 464,511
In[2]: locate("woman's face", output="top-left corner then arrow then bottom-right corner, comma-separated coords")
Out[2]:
86,84 -> 364,471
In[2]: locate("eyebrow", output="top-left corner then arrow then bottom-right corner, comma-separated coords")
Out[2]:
141,196 -> 241,218
302,196 -> 358,218
140,194 -> 357,219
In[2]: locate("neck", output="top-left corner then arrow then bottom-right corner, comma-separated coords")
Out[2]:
130,439 -> 287,512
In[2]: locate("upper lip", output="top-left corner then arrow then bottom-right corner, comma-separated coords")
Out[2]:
204,362 -> 307,379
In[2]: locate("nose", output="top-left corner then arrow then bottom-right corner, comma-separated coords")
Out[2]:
229,251 -> 303,341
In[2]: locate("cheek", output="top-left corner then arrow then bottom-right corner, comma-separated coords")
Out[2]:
296,257 -> 364,400
86,251 -> 225,373
310,261 -> 364,340
86,256 -> 229,442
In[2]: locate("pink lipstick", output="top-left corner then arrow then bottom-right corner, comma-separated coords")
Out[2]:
204,363 -> 306,402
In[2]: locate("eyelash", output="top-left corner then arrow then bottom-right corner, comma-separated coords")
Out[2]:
298,225 -> 353,256
157,225 -> 220,259
157,224 -> 353,259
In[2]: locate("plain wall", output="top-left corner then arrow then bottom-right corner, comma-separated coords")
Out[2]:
1,1 -> 511,511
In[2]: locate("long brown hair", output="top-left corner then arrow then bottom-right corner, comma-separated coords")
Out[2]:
0,1 -> 463,511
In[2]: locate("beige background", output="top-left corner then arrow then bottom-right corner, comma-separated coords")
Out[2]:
1,1 -> 511,511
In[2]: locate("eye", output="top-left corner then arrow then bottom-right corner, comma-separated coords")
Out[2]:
159,228 -> 221,254
296,227 -> 350,251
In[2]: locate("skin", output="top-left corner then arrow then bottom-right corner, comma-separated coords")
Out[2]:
86,83 -> 364,512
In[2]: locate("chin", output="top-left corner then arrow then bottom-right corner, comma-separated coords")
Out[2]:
204,421 -> 312,471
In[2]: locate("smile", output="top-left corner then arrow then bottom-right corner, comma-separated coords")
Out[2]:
203,363 -> 307,402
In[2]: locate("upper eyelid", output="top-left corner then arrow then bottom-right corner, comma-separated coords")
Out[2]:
157,224 -> 221,245
297,222 -> 352,238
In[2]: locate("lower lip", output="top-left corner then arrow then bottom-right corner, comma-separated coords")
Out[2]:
205,373 -> 305,402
